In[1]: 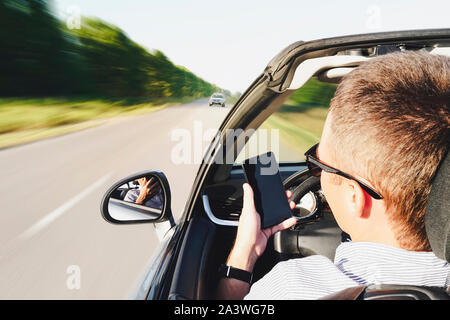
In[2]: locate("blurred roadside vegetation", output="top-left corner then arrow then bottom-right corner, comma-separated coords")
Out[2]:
262,78 -> 337,160
0,0 -> 227,147
236,78 -> 337,162
0,0 -> 221,97
0,96 -> 198,149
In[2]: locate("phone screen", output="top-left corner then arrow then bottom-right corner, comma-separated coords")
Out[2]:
241,152 -> 293,229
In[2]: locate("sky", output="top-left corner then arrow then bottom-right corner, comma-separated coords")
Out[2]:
53,0 -> 450,93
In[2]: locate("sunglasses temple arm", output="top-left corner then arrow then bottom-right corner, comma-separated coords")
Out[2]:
336,172 -> 383,200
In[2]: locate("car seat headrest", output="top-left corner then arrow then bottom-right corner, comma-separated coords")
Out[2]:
425,151 -> 449,262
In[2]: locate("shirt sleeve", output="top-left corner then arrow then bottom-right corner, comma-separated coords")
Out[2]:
244,260 -> 295,300
244,255 -> 359,300
124,189 -> 139,203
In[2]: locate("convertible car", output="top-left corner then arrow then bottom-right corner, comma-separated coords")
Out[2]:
100,29 -> 450,300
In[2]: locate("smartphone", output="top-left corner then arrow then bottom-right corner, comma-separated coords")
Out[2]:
241,152 -> 293,229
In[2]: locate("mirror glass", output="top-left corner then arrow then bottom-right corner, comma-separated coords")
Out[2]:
296,191 -> 316,217
294,191 -> 319,222
107,174 -> 165,222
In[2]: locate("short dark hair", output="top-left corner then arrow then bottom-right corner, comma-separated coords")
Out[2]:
329,51 -> 450,251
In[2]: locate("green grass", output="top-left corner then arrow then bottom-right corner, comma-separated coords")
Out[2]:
258,78 -> 334,159
0,96 -> 197,149
261,100 -> 328,159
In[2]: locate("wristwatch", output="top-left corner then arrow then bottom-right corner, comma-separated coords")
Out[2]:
219,264 -> 253,284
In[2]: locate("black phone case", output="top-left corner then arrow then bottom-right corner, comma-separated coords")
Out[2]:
241,152 -> 293,229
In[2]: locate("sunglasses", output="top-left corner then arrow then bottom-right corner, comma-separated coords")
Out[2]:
304,143 -> 383,200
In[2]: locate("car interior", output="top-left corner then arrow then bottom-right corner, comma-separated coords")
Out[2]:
166,39 -> 450,300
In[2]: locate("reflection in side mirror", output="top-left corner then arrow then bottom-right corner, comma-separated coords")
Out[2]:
101,171 -> 173,225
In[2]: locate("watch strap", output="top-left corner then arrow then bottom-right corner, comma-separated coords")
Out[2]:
219,264 -> 253,284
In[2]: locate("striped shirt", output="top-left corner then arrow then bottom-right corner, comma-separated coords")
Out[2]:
244,241 -> 450,300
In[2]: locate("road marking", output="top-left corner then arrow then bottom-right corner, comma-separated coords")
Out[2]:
18,173 -> 112,240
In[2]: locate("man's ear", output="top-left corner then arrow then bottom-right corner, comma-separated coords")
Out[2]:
345,180 -> 371,219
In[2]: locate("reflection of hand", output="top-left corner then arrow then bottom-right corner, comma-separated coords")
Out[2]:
136,177 -> 160,205
136,178 -> 147,188
226,183 -> 297,272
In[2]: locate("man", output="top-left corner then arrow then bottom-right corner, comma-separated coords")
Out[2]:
217,51 -> 450,299
124,177 -> 163,209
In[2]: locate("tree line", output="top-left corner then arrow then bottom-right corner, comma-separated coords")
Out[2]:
0,0 -> 222,98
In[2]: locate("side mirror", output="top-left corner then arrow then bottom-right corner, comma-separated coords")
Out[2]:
100,170 -> 174,225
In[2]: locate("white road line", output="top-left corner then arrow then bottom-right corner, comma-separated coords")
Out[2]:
18,173 -> 112,240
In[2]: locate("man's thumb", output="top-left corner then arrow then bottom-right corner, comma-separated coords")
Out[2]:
242,183 -> 255,211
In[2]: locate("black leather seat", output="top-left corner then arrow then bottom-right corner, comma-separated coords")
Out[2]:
120,189 -> 129,200
321,151 -> 449,300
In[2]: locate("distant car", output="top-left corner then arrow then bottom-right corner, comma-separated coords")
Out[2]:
209,93 -> 226,107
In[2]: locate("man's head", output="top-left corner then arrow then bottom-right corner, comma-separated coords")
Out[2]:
317,51 -> 449,251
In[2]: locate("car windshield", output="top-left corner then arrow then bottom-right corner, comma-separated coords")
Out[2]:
213,94 -> 224,98
235,77 -> 336,163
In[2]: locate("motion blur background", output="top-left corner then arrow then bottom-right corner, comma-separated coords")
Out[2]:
0,0 -> 448,299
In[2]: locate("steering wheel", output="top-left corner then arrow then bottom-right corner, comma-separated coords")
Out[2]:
274,169 -> 341,258
283,170 -> 326,227
290,175 -> 323,225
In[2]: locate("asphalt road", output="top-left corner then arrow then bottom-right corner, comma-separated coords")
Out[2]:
0,99 -> 230,299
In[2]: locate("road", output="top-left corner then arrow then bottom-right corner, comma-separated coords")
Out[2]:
0,99 -> 230,299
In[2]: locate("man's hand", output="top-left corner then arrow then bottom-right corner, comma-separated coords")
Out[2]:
217,183 -> 297,300
226,183 -> 297,272
136,177 -> 159,204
